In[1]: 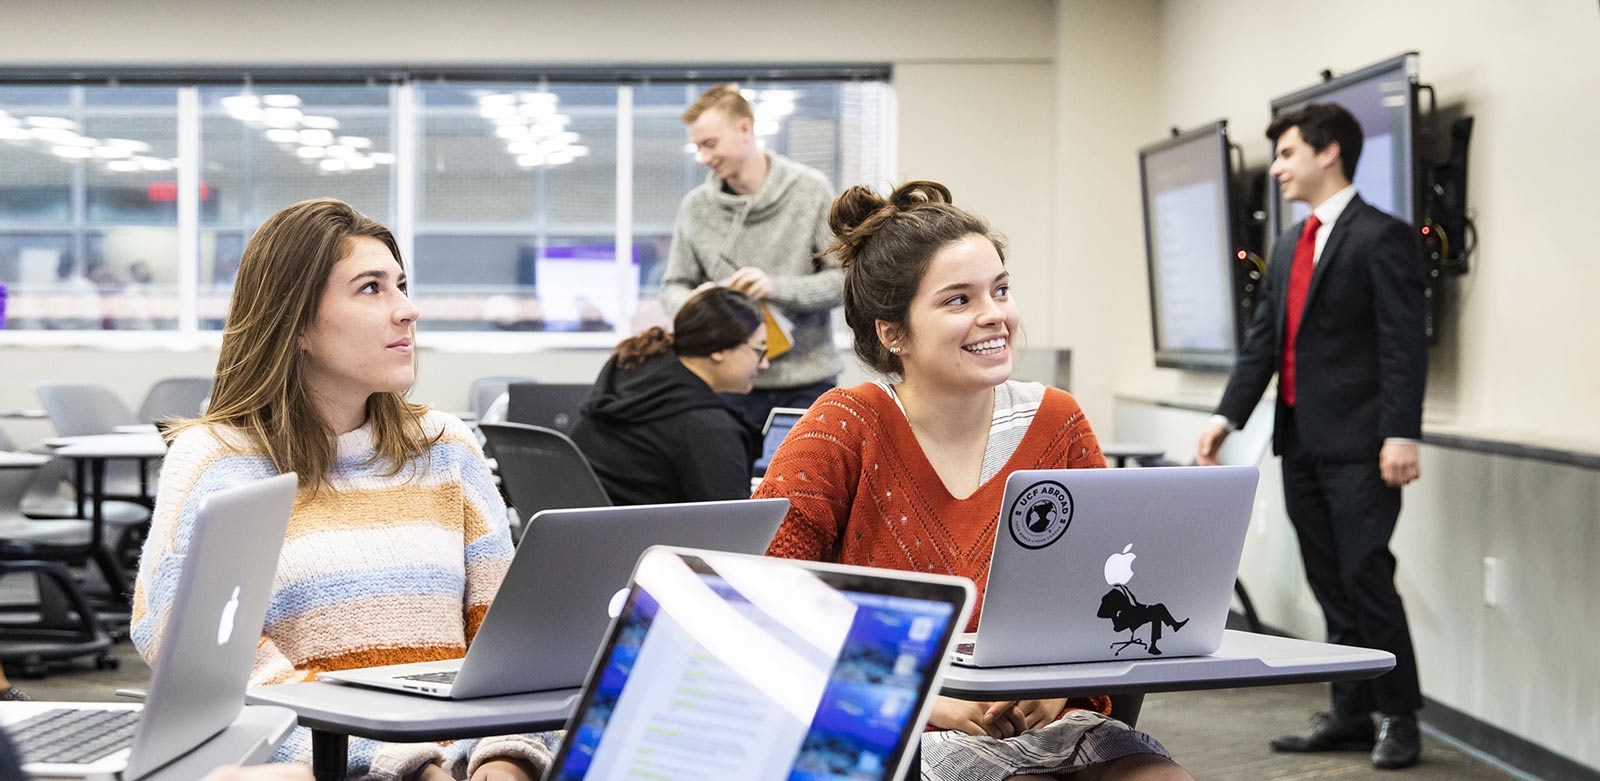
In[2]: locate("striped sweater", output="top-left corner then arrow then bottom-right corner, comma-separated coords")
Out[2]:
132,411 -> 550,779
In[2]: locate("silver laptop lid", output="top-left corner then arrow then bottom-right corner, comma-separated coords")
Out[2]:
973,466 -> 1259,666
546,546 -> 974,781
451,498 -> 791,697
124,472 -> 297,779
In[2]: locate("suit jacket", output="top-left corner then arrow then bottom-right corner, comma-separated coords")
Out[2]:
1216,194 -> 1427,461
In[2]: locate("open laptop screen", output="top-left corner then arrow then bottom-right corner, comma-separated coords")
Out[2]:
548,550 -> 969,781
753,408 -> 805,475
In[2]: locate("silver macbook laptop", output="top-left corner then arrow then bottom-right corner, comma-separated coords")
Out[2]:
1,472 -> 297,780
953,465 -> 1259,667
320,498 -> 791,699
544,546 -> 974,781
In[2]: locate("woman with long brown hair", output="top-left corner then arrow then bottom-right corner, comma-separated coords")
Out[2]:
132,199 -> 548,780
759,181 -> 1192,781
569,286 -> 768,504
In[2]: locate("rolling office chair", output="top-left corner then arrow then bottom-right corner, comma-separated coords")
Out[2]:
479,423 -> 610,540
0,453 -> 119,677
136,376 -> 213,424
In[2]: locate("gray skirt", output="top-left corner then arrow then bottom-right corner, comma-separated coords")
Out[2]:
920,710 -> 1171,781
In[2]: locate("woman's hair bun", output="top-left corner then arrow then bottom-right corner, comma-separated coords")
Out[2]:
827,184 -> 888,237
888,180 -> 953,210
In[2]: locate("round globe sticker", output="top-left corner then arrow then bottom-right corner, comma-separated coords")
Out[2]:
1008,480 -> 1073,549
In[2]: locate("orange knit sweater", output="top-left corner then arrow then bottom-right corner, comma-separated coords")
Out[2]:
760,381 -> 1112,715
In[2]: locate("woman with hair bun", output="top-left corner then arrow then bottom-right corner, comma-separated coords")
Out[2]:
569,286 -> 768,505
759,181 -> 1192,780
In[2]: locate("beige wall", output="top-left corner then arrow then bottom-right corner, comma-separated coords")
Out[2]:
1130,0 -> 1600,448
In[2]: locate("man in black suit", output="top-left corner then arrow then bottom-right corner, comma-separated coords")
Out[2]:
1195,103 -> 1427,770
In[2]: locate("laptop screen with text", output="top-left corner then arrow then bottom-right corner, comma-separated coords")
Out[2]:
548,550 -> 967,781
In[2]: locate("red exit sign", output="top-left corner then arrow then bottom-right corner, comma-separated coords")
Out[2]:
147,182 -> 212,201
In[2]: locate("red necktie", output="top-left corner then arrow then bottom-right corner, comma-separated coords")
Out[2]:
1281,214 -> 1322,407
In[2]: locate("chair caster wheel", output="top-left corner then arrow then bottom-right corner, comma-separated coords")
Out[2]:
96,653 -> 121,671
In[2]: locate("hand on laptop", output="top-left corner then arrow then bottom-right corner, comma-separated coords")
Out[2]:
201,765 -> 312,781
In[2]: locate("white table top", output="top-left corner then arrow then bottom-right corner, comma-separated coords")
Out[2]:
45,433 -> 168,458
113,423 -> 161,435
244,681 -> 582,741
0,451 -> 50,468
938,630 -> 1395,701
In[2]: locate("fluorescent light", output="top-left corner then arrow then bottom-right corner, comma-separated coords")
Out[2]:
31,128 -> 91,144
93,146 -> 132,159
298,128 -> 335,146
319,158 -> 347,171
0,116 -> 19,127
262,94 -> 301,108
478,103 -> 518,119
53,145 -> 93,159
265,129 -> 300,143
519,102 -> 556,117
683,142 -> 697,154
136,156 -> 173,171
516,153 -> 544,167
106,160 -> 141,172
495,124 -> 530,139
0,127 -> 31,141
518,91 -> 558,106
568,145 -> 590,157
301,115 -> 341,129
347,157 -> 375,170
262,107 -> 304,128
477,93 -> 516,105
529,120 -> 564,137
26,116 -> 76,130
324,144 -> 356,158
755,119 -> 779,136
336,135 -> 372,149
295,146 -> 326,159
231,106 -> 265,122
369,152 -> 395,164
505,140 -> 541,155
103,138 -> 151,152
760,89 -> 798,103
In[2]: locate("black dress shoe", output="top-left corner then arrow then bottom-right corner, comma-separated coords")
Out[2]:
1372,714 -> 1422,769
1269,711 -> 1375,752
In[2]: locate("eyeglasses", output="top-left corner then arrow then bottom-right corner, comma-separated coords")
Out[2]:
745,341 -> 769,361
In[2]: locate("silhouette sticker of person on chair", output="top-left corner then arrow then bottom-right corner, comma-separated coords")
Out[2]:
1097,544 -> 1188,656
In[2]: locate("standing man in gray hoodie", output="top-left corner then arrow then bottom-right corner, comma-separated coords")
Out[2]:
660,84 -> 842,428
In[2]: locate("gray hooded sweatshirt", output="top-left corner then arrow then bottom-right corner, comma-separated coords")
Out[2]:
660,153 -> 843,388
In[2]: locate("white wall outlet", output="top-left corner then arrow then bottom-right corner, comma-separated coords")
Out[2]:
1481,556 -> 1500,608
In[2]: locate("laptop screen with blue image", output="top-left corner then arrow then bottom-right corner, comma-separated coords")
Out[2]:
547,549 -> 970,781
753,408 -> 805,475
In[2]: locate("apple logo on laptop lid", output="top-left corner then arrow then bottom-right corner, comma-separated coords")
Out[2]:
217,586 -> 241,646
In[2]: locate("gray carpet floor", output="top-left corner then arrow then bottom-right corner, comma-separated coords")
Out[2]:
5,639 -> 1528,780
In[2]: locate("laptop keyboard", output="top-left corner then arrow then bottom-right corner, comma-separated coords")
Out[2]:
11,708 -> 139,765
398,670 -> 458,684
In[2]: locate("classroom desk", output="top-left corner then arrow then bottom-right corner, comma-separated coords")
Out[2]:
144,705 -> 299,780
45,433 -> 167,602
245,682 -> 582,781
938,630 -> 1394,721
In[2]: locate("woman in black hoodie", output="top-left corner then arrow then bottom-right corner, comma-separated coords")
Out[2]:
570,287 -> 768,505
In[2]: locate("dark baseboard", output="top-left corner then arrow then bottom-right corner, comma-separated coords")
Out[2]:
1422,696 -> 1598,781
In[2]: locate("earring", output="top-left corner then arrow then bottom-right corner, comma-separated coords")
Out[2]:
888,345 -> 901,354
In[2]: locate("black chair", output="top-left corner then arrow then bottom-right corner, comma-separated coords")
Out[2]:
479,423 -> 610,539
469,376 -> 535,422
504,382 -> 591,435
0,456 -> 119,676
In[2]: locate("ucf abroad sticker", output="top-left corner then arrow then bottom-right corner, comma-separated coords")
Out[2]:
1008,480 -> 1073,549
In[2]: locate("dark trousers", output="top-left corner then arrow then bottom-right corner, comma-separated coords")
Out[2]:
1281,416 -> 1423,717
722,377 -> 836,430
